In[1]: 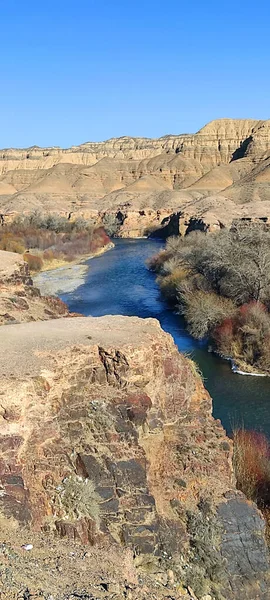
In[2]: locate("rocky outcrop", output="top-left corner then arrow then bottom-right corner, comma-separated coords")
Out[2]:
0,119 -> 264,169
0,250 -> 70,324
99,208 -> 180,238
1,118 -> 270,237
0,314 -> 269,598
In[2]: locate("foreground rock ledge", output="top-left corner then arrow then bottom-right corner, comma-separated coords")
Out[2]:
0,315 -> 269,599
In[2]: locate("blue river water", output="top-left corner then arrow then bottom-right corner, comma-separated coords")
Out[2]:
59,238 -> 270,437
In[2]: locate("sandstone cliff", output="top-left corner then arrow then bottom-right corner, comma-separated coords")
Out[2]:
0,118 -> 270,237
0,310 -> 269,598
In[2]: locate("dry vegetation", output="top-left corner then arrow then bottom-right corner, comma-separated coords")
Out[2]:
233,427 -> 270,544
0,212 -> 111,271
233,428 -> 270,508
148,224 -> 270,372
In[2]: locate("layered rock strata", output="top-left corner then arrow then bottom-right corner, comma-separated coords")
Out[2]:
0,313 -> 269,598
0,119 -> 270,237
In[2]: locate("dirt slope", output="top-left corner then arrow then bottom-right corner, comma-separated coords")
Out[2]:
0,119 -> 269,230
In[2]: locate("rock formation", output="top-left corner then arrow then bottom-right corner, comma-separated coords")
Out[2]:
0,118 -> 270,236
0,252 -> 269,598
0,250 -> 70,325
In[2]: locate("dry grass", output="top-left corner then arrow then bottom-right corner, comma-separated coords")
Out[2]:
0,233 -> 25,254
0,214 -> 111,272
55,475 -> 101,525
23,253 -> 43,271
150,229 -> 270,372
233,428 -> 270,507
183,352 -> 205,381
158,268 -> 188,300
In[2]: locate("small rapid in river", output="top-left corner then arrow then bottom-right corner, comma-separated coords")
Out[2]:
36,238 -> 270,437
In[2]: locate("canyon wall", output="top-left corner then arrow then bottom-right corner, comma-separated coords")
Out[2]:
0,118 -> 263,168
0,118 -> 270,237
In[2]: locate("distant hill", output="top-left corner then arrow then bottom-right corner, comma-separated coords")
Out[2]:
1,118 -> 270,231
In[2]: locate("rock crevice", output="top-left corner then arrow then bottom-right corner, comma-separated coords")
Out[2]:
0,314 -> 268,597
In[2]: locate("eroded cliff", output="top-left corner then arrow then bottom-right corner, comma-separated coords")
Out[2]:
0,310 -> 269,599
0,118 -> 270,237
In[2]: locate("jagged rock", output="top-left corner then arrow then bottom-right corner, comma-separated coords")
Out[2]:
218,491 -> 270,599
0,311 -> 269,597
0,250 -> 69,324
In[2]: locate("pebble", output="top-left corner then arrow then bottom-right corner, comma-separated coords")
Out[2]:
21,544 -> 33,551
108,583 -> 120,593
155,572 -> 168,586
167,569 -> 174,584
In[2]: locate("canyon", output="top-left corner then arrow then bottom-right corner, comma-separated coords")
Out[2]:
0,250 -> 270,599
1,118 -> 270,598
0,118 -> 270,237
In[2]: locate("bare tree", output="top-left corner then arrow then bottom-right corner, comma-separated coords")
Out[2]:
179,290 -> 236,339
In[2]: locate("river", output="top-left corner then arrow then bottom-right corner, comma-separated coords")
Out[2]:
36,238 -> 270,437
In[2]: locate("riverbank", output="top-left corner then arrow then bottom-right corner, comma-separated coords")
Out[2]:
148,229 -> 270,377
39,241 -> 115,273
0,249 -> 70,325
231,358 -> 268,376
212,350 -> 269,377
52,237 -> 270,438
34,241 -> 114,295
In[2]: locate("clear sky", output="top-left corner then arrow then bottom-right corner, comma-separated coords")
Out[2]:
0,0 -> 269,147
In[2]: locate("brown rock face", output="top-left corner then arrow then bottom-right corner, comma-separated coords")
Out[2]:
0,315 -> 269,598
0,250 -> 70,325
1,118 -> 270,236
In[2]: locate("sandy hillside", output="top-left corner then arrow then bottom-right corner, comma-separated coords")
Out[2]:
0,118 -> 269,230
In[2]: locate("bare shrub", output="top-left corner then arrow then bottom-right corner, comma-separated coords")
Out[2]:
233,428 -> 270,507
0,214 -> 110,267
56,475 -> 101,524
234,302 -> 270,369
147,250 -> 171,272
165,235 -> 184,253
180,291 -> 236,339
150,224 -> 270,370
23,253 -> 43,271
212,318 -> 234,356
102,213 -> 122,236
152,225 -> 270,305
158,268 -> 189,300
0,233 -> 25,254
161,256 -> 183,275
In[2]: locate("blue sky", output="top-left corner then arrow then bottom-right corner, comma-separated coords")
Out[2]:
0,0 -> 269,147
